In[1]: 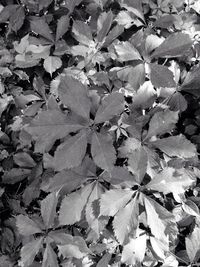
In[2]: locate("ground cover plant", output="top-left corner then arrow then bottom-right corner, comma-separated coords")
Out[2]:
1,0 -> 200,266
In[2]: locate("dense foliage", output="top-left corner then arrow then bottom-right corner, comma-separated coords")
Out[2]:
1,0 -> 200,266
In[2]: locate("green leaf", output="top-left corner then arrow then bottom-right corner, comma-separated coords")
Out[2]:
16,214 -> 43,236
58,76 -> 91,120
113,196 -> 139,244
64,0 -> 82,13
25,110 -> 85,153
121,235 -> 147,265
9,5 -> 25,32
18,237 -> 43,267
151,33 -> 192,58
43,56 -> 62,76
181,64 -> 200,96
146,167 -> 195,202
41,192 -> 58,229
144,196 -> 168,243
56,15 -> 70,41
186,227 -> 200,263
59,183 -> 93,225
41,169 -> 86,193
2,168 -> 31,184
13,152 -> 36,168
94,92 -> 124,124
114,41 -> 141,62
150,63 -> 176,88
91,132 -> 116,172
145,110 -> 179,139
166,92 -> 187,112
39,0 -> 53,11
151,134 -> 197,158
97,10 -> 113,43
100,189 -> 133,216
30,18 -> 54,42
42,243 -> 59,267
72,20 -> 93,46
54,129 -> 88,171
0,5 -> 17,23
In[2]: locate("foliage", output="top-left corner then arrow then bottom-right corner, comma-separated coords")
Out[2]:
1,0 -> 200,266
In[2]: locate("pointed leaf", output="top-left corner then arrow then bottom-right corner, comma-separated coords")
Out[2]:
97,11 -> 113,42
181,64 -> 200,96
72,20 -> 93,45
151,134 -> 197,158
25,110 -> 85,153
42,243 -> 59,267
91,132 -> 116,172
113,196 -> 139,244
54,130 -> 88,171
41,192 -> 58,229
121,235 -> 147,265
146,167 -> 195,202
150,63 -> 176,88
16,215 -> 43,236
114,41 -> 141,62
56,15 -> 70,41
10,5 -> 25,32
30,18 -> 54,42
39,0 -> 53,10
18,237 -> 43,267
186,227 -> 200,262
94,92 -> 124,124
44,56 -> 62,76
41,169 -> 86,193
100,189 -> 133,216
151,33 -> 192,58
59,184 -> 93,225
144,196 -> 168,243
146,110 -> 179,139
64,0 -> 82,13
58,76 -> 91,120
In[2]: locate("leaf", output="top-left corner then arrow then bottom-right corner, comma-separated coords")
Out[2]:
72,20 -> 93,46
56,15 -> 70,41
114,41 -> 141,62
91,132 -> 116,172
145,110 -> 179,139
97,10 -> 113,43
146,167 -> 195,202
2,168 -> 31,184
59,183 -> 93,225
42,243 -> 59,267
25,110 -> 85,153
9,5 -> 25,32
144,196 -> 168,243
94,92 -> 124,124
150,63 -> 176,88
30,18 -> 54,42
41,192 -> 58,229
166,92 -> 188,112
131,80 -> 156,109
115,63 -> 145,90
64,0 -> 82,13
96,253 -> 111,267
58,76 -> 91,120
113,196 -> 139,244
41,169 -> 86,193
151,134 -> 197,158
100,189 -> 133,216
0,5 -> 17,23
186,227 -> 200,262
16,215 -> 43,236
121,235 -> 147,265
181,64 -> 200,96
151,33 -> 192,58
13,152 -> 36,168
18,237 -> 43,267
43,56 -> 62,76
54,129 -> 88,171
39,0 -> 53,10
